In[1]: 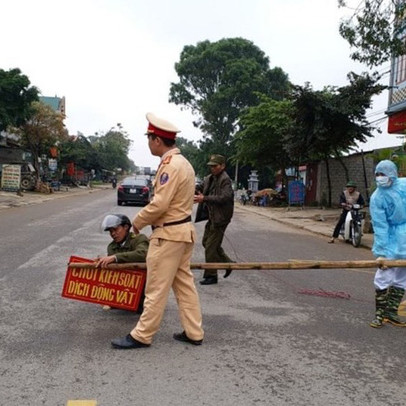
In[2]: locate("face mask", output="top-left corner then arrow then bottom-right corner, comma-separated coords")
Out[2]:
376,175 -> 391,188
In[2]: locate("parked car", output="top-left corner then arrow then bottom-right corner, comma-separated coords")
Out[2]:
117,177 -> 151,206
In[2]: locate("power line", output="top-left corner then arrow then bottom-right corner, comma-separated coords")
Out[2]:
366,108 -> 387,118
367,116 -> 387,125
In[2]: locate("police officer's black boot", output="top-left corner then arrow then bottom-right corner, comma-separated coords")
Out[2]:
384,287 -> 406,327
370,289 -> 388,328
199,276 -> 218,285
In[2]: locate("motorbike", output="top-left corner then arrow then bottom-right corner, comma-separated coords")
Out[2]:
240,193 -> 248,205
112,178 -> 117,189
339,204 -> 365,247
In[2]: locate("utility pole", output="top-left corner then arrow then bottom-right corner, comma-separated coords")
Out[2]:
234,159 -> 239,188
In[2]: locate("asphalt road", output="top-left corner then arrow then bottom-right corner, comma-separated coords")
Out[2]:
1,189 -> 406,406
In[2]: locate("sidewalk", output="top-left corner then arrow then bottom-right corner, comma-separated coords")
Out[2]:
0,184 -> 111,211
235,203 -> 374,250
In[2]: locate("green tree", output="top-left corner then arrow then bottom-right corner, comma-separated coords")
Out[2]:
338,0 -> 406,67
169,38 -> 290,159
59,133 -> 102,172
176,136 -> 205,177
91,124 -> 133,173
285,72 -> 384,205
234,96 -> 295,186
15,101 -> 68,186
0,68 -> 39,131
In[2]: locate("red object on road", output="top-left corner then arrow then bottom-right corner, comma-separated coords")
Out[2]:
62,256 -> 146,311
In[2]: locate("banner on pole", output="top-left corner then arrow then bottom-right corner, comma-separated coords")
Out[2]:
62,256 -> 146,311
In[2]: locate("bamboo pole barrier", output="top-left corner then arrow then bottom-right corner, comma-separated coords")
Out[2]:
68,259 -> 406,270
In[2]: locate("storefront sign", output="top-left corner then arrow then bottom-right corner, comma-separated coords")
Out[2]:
388,110 -> 406,134
62,256 -> 146,311
1,164 -> 21,191
288,180 -> 305,206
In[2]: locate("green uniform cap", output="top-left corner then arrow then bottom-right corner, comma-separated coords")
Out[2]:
207,154 -> 226,166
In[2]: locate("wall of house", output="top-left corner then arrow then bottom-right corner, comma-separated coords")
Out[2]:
316,153 -> 376,206
0,146 -> 31,164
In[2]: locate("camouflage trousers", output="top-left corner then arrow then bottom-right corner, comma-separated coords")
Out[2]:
372,287 -> 405,327
385,286 -> 405,323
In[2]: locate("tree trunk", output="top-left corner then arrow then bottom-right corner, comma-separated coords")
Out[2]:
360,150 -> 370,202
334,150 -> 349,182
325,157 -> 332,207
31,150 -> 41,191
280,165 -> 288,189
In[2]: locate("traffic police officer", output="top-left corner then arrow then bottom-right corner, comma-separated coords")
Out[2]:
111,113 -> 204,349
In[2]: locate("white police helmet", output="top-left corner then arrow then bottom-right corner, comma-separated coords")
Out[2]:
101,214 -> 131,231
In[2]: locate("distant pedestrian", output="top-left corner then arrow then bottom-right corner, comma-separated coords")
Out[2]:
328,180 -> 365,243
111,112 -> 204,349
194,154 -> 234,285
369,160 -> 406,328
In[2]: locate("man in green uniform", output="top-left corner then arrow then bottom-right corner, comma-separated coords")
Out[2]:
96,214 -> 149,312
194,154 -> 234,285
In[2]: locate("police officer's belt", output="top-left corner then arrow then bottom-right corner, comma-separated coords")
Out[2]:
152,215 -> 192,230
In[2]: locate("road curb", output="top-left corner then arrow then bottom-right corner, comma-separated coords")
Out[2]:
0,187 -> 108,211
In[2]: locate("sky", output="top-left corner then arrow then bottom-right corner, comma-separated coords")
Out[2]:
1,0 -> 403,170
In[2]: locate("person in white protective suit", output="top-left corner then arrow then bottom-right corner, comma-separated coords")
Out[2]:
369,160 -> 406,328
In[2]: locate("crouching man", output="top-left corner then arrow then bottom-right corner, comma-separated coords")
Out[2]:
96,214 -> 149,313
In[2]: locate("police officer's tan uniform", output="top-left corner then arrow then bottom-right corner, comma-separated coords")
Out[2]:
128,114 -> 204,345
